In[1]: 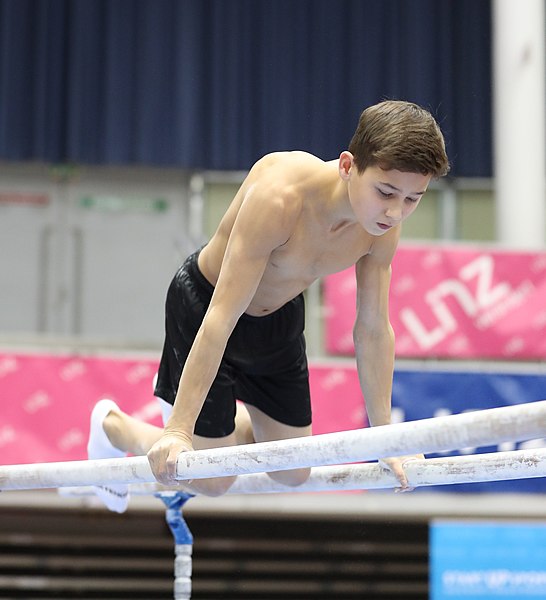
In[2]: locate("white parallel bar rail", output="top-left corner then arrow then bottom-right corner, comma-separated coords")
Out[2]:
0,456 -> 154,491
174,400 -> 546,479
59,448 -> 546,496
1,400 -> 546,491
226,447 -> 546,493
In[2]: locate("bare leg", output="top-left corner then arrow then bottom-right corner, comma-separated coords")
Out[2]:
87,398 -> 161,513
103,408 -> 163,456
184,404 -> 311,494
234,402 -> 255,445
245,403 -> 312,487
91,399 -> 308,500
93,400 -> 251,497
182,432 -> 238,496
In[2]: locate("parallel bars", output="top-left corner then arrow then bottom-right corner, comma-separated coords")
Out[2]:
1,400 -> 545,492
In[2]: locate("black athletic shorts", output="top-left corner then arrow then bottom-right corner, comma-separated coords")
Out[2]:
154,248 -> 312,438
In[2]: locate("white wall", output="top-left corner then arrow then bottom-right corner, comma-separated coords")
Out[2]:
0,163 -> 194,348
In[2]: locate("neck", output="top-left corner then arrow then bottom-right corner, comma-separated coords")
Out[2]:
303,159 -> 357,232
323,161 -> 356,226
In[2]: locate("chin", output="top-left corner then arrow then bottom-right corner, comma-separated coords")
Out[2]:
367,225 -> 389,236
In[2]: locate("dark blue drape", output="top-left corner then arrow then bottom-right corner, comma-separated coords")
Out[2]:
0,0 -> 492,175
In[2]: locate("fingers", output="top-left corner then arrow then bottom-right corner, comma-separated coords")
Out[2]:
399,457 -> 421,492
147,447 -> 170,485
380,456 -> 419,493
147,436 -> 192,485
161,449 -> 180,484
391,463 -> 410,493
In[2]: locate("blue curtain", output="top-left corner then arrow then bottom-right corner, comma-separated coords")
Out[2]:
0,0 -> 491,175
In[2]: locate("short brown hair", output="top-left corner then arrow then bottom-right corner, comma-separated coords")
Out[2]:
348,100 -> 450,178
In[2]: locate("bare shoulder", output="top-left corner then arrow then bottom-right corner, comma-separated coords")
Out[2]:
250,150 -> 324,174
242,151 -> 323,215
228,152 -> 322,238
247,151 -> 325,191
207,151 -> 329,270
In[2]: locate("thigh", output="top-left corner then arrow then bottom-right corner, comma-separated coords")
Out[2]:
192,430 -> 238,450
244,403 -> 312,443
188,430 -> 239,496
244,403 -> 312,487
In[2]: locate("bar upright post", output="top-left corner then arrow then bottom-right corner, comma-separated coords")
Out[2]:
156,492 -> 194,600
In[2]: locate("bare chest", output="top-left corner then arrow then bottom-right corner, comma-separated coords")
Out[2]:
272,236 -> 365,279
255,221 -> 371,302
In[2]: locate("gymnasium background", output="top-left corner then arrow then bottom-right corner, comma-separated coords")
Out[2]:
1,1 -> 545,599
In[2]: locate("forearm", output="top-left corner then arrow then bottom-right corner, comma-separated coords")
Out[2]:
354,324 -> 395,427
164,312 -> 233,437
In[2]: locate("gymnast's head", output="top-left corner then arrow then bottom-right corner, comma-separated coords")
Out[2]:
348,100 -> 450,179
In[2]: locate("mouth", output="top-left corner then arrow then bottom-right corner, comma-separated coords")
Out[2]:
377,222 -> 392,231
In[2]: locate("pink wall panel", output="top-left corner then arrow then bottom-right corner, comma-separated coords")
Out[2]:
1,353 -> 367,465
325,245 -> 546,359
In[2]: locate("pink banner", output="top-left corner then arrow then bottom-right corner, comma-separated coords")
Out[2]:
0,352 -> 366,465
325,244 -> 546,359
308,363 -> 367,435
1,352 -> 163,465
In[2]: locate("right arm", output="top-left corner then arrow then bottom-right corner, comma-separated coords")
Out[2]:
147,184 -> 299,483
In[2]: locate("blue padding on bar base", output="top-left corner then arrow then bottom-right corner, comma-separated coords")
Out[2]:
155,492 -> 194,545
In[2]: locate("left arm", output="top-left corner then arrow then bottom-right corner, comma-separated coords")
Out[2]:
353,230 -> 421,490
353,247 -> 395,428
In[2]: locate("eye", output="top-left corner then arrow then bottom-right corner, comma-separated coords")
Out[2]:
405,196 -> 421,204
377,188 -> 393,198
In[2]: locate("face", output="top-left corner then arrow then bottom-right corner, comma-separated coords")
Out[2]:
340,154 -> 432,236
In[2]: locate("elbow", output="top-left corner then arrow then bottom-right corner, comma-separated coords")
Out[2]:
353,320 -> 394,350
200,305 -> 238,343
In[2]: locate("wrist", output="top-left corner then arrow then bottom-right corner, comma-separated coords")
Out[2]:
163,421 -> 194,442
367,413 -> 391,427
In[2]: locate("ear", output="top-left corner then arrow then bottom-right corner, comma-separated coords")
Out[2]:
338,151 -> 354,181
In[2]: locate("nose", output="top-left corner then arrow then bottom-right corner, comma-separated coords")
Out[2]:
385,204 -> 403,223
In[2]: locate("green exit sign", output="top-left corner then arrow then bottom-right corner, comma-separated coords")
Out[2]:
79,195 -> 169,213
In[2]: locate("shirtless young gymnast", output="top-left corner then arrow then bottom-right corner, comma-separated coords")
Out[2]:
87,100 -> 449,512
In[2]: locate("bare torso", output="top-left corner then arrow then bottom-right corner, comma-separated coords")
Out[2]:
198,152 -> 376,316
